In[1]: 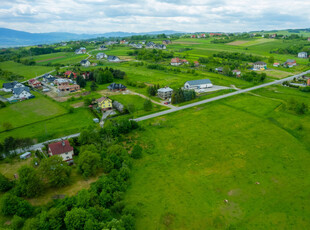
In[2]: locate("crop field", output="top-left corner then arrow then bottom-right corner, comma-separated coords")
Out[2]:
0,92 -> 67,133
125,85 -> 310,230
0,61 -> 54,81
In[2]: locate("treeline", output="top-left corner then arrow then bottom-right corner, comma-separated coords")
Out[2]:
211,38 -> 236,44
0,118 -> 139,229
127,49 -> 174,62
0,68 -> 24,82
171,88 -> 196,104
213,52 -> 262,62
270,44 -> 310,55
147,84 -> 161,96
0,137 -> 34,158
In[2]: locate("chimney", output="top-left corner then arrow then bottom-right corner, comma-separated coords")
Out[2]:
62,141 -> 65,147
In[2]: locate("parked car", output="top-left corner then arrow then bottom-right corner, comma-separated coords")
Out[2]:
164,101 -> 170,105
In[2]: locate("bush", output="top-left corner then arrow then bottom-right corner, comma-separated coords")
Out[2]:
131,145 -> 143,159
0,173 -> 14,192
143,99 -> 153,111
11,215 -> 25,230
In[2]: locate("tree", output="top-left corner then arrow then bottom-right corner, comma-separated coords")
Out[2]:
0,173 -> 14,192
0,193 -> 33,217
126,103 -> 136,114
39,156 -> 71,188
131,145 -> 143,159
143,99 -> 153,111
222,66 -> 231,76
78,151 -> 101,177
17,165 -> 44,198
76,75 -> 86,88
11,215 -> 25,230
90,81 -> 98,91
76,189 -> 90,208
268,56 -> 275,64
102,158 -> 114,173
22,217 -> 39,230
64,208 -> 89,230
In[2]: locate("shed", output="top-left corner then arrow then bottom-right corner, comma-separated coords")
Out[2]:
20,152 -> 31,159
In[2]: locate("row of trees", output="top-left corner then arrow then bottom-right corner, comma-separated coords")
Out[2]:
128,49 -> 174,62
147,84 -> 161,96
171,89 -> 196,104
213,52 -> 263,62
0,137 -> 34,157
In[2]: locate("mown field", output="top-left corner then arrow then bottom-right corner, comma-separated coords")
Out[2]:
0,92 -> 67,132
125,85 -> 310,229
0,61 -> 54,81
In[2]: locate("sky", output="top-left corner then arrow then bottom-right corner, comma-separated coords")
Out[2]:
0,0 -> 309,34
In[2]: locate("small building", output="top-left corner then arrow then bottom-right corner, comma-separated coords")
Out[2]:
215,67 -> 223,73
93,118 -> 99,123
253,61 -> 267,70
285,59 -> 297,68
96,53 -> 106,59
48,140 -> 74,162
191,35 -> 196,38
181,59 -> 189,64
194,61 -> 199,67
80,59 -> 90,67
75,47 -> 86,54
108,83 -> 127,91
107,55 -> 120,62
64,71 -> 77,79
146,42 -> 156,49
232,69 -> 241,76
162,40 -> 172,45
273,63 -> 280,67
184,79 -> 213,89
298,52 -> 308,58
28,79 -> 42,88
42,74 -> 56,83
97,97 -> 112,111
20,152 -> 31,160
155,44 -> 166,50
171,58 -> 182,66
158,87 -> 173,100
2,81 -> 18,92
99,45 -> 108,50
13,87 -> 33,100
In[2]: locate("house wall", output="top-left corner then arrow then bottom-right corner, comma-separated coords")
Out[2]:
60,150 -> 74,161
171,62 -> 181,66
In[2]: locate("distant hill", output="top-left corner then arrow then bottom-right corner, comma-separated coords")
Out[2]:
0,28 -> 182,47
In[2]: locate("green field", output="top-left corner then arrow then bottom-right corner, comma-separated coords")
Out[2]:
0,92 -> 67,132
0,61 -> 54,81
125,85 -> 310,229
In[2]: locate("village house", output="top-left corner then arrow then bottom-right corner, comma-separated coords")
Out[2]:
48,140 -> 74,163
184,79 -> 213,89
64,71 -> 77,79
42,74 -> 56,83
120,40 -> 128,44
194,61 -> 199,67
80,59 -> 90,67
12,87 -> 34,100
97,97 -> 112,111
162,40 -> 172,45
284,59 -> 297,68
58,83 -> 80,92
155,44 -> 167,50
157,87 -> 173,100
75,47 -> 86,54
273,63 -> 280,67
106,41 -> 118,45
171,58 -> 182,66
270,34 -> 277,38
2,81 -> 19,92
99,45 -> 108,50
191,35 -> 196,38
298,52 -> 308,58
215,67 -> 223,73
232,69 -> 241,77
253,61 -> 267,70
28,79 -> 42,88
146,42 -> 156,49
182,59 -> 189,65
107,55 -> 120,62
108,83 -> 127,91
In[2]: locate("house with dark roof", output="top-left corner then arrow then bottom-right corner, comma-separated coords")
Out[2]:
96,52 -> 107,59
42,74 -> 56,83
184,79 -> 213,89
284,59 -> 297,68
99,45 -> 108,50
80,59 -> 90,67
75,47 -> 86,54
107,56 -> 120,62
12,87 -> 34,100
48,140 -> 74,162
108,83 -> 127,91
2,81 -> 18,92
146,42 -> 156,49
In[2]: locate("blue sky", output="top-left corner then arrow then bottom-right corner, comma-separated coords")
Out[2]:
0,0 -> 309,33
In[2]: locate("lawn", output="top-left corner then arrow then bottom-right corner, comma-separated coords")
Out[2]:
0,61 -> 54,81
124,86 -> 310,229
0,93 -> 67,132
108,94 -> 167,118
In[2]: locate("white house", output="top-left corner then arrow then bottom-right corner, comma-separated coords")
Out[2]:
157,87 -> 173,99
107,56 -> 120,62
80,59 -> 90,67
253,61 -> 267,70
184,79 -> 213,89
48,140 -> 74,163
75,47 -> 86,54
171,58 -> 182,66
298,52 -> 308,58
96,53 -> 107,59
12,87 -> 33,99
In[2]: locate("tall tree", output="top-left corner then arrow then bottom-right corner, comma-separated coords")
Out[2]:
78,151 -> 101,177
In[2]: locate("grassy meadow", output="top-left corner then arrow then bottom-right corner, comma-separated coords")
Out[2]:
124,85 -> 310,230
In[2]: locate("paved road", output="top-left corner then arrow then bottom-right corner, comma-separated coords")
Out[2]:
9,69 -> 310,154
134,70 -> 310,122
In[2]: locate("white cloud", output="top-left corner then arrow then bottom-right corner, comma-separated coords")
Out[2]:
0,0 -> 309,33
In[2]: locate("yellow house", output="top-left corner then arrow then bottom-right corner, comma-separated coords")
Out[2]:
97,97 -> 112,111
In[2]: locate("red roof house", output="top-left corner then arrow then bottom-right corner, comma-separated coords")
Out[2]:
64,71 -> 77,79
171,58 -> 182,66
48,140 -> 74,162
